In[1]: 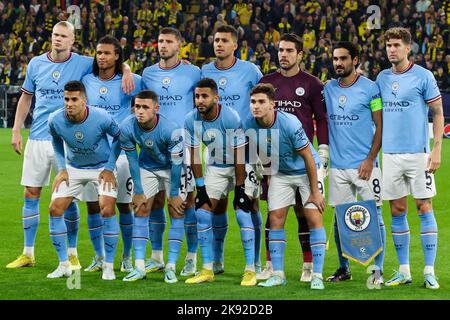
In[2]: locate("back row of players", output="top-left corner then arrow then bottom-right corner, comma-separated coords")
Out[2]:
7,22 -> 443,290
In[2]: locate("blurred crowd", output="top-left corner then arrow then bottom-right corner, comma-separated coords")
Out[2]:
0,0 -> 449,89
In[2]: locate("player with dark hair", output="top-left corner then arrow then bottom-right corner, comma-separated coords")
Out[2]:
258,33 -> 328,282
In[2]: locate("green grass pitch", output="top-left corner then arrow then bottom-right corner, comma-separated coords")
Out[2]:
0,129 -> 449,300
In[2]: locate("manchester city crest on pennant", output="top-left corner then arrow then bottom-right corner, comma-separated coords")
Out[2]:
219,77 -> 227,86
391,81 -> 399,91
74,131 -> 84,140
295,87 -> 305,96
100,87 -> 108,94
145,139 -> 154,148
344,205 -> 371,232
162,77 -> 171,86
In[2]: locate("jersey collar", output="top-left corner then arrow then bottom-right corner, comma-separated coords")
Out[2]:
214,57 -> 237,70
338,73 -> 360,88
138,114 -> 160,132
159,59 -> 181,70
47,51 -> 72,63
392,61 -> 414,74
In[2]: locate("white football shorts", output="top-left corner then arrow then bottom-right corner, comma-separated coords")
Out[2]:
51,166 -> 117,201
328,167 -> 383,207
382,153 -> 436,200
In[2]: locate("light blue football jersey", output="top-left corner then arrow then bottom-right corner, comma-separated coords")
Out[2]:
184,104 -> 247,168
201,59 -> 262,120
324,75 -> 382,169
376,63 -> 441,153
241,111 -> 320,176
82,73 -> 142,125
142,61 -> 201,128
120,113 -> 183,172
48,107 -> 120,170
22,52 -> 94,140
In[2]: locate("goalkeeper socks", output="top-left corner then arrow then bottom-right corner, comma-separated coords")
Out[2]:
49,215 -> 68,263
333,218 -> 349,270
103,215 -> 119,264
133,216 -> 149,263
64,202 -> 80,251
196,208 -> 214,268
251,210 -> 262,267
168,217 -> 184,266
297,216 -> 312,263
149,208 -> 166,252
374,207 -> 386,272
119,211 -> 134,258
269,229 -> 286,273
184,206 -> 198,255
87,213 -> 104,257
419,212 -> 438,271
23,198 -> 40,255
236,209 -> 255,269
391,213 -> 410,268
212,212 -> 228,264
310,227 -> 326,275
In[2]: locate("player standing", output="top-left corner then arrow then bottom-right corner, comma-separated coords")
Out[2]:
141,27 -> 201,277
323,42 -> 385,284
81,35 -> 142,273
120,90 -> 186,283
201,25 -> 263,275
243,83 -> 326,289
8,21 -> 134,270
376,27 -> 444,289
258,33 -> 329,282
184,78 -> 257,286
47,81 -> 121,280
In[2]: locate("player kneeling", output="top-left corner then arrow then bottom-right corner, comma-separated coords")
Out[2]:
47,81 -> 121,280
243,84 -> 326,290
120,90 -> 186,283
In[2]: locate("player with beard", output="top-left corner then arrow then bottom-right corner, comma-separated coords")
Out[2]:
258,33 -> 328,282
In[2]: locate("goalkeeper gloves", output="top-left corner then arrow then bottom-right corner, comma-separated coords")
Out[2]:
318,144 -> 329,178
233,184 -> 252,213
194,178 -> 212,210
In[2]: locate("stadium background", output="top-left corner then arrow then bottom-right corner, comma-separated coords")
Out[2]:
0,0 -> 449,300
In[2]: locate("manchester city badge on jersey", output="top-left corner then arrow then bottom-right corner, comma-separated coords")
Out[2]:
391,81 -> 399,91
162,77 -> 171,86
52,71 -> 61,85
295,87 -> 305,96
219,77 -> 227,86
74,131 -> 84,140
144,139 -> 154,148
335,200 -> 382,266
100,87 -> 108,95
338,95 -> 347,107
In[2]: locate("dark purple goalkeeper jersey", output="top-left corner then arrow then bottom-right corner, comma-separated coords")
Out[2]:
259,70 -> 328,145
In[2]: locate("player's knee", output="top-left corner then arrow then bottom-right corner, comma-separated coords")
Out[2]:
416,199 -> 433,214
49,202 -> 65,217
268,212 -> 283,229
390,201 -> 407,215
24,187 -> 41,199
86,201 -> 101,214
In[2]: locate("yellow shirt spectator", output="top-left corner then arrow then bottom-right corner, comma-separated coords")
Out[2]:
265,28 -> 281,45
238,6 -> 252,26
345,0 -> 358,11
305,1 -> 320,14
303,30 -> 316,51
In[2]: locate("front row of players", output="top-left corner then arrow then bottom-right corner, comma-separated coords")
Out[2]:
46,78 -> 327,289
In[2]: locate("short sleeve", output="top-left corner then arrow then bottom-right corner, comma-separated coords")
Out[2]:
184,114 -> 200,148
104,113 -> 120,138
290,119 -> 309,151
21,58 -> 36,94
423,70 -> 441,104
225,110 -> 247,148
369,82 -> 382,112
79,55 -> 94,76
